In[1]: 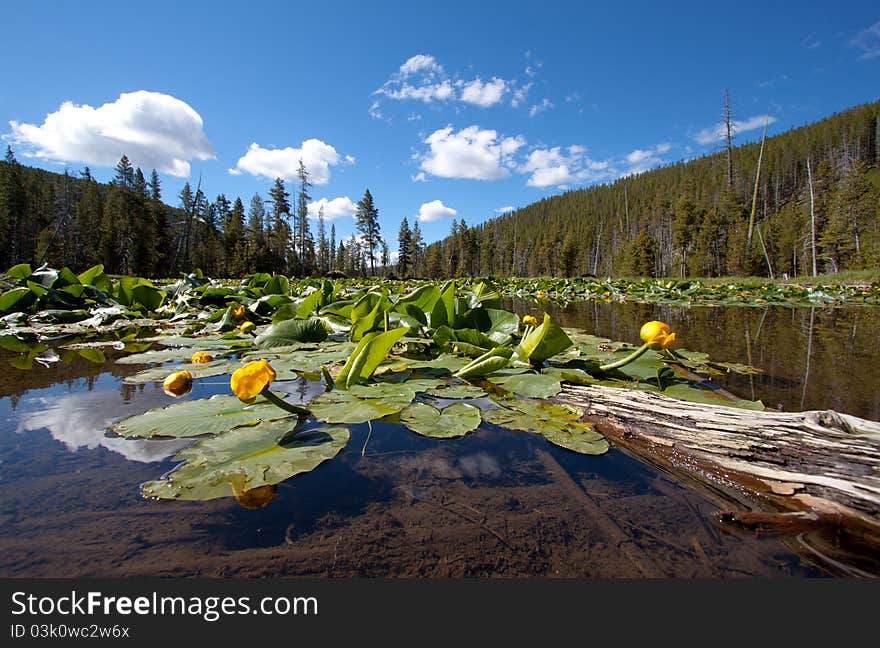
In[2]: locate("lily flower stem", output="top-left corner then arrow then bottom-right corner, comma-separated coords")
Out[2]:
599,342 -> 651,372
260,387 -> 311,416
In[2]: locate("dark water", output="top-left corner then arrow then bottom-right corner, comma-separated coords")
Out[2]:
1,302 -> 877,578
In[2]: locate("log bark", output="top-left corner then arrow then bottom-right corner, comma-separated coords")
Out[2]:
557,384 -> 880,575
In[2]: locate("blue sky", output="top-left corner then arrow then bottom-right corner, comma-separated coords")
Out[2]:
2,1 -> 878,256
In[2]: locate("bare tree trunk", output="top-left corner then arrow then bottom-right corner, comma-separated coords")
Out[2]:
557,384 -> 880,575
746,118 -> 769,251
724,89 -> 734,188
807,158 -> 818,277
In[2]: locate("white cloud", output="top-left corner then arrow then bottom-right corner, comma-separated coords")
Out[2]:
399,54 -> 443,76
623,143 -> 671,174
229,138 -> 347,184
307,196 -> 358,220
412,171 -> 427,182
459,77 -> 508,107
7,90 -> 214,177
529,98 -> 553,117
851,21 -> 880,59
694,115 -> 776,145
510,82 -> 532,108
519,145 -> 613,188
419,125 -> 525,180
494,205 -> 515,215
373,54 -> 525,115
417,199 -> 457,222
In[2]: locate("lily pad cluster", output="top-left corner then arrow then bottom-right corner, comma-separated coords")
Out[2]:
104,277 -> 762,504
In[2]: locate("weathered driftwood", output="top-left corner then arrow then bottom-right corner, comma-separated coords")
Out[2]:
557,384 -> 880,574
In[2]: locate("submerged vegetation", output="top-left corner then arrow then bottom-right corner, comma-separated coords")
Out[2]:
1,263 -> 775,505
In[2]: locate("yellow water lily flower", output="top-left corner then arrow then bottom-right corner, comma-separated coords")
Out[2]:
230,359 -> 276,402
231,304 -> 247,322
522,314 -> 538,326
240,321 -> 256,334
537,290 -> 546,298
639,320 -> 676,350
190,351 -> 214,364
163,370 -> 193,397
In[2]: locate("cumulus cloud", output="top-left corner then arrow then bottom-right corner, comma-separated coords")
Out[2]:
229,138 -> 348,184
623,143 -> 672,174
494,205 -> 515,214
459,77 -> 508,107
510,82 -> 532,108
307,196 -> 358,220
417,199 -> 457,222
694,115 -> 776,145
519,145 -> 611,188
373,54 -> 524,115
851,21 -> 880,59
419,125 -> 525,180
7,90 -> 214,177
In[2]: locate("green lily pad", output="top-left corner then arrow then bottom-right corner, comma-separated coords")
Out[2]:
488,372 -> 562,398
425,382 -> 488,399
254,317 -> 328,347
400,402 -> 482,438
123,358 -> 243,384
141,422 -> 349,501
662,383 -> 765,410
482,400 -> 609,455
310,389 -> 413,424
111,394 -> 289,438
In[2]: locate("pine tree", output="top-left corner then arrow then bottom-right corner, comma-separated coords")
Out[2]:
268,178 -> 293,273
410,219 -> 424,277
397,216 -> 412,277
246,193 -> 266,272
222,195 -> 246,276
329,223 -> 337,270
355,189 -> 381,275
294,160 -> 314,275
317,206 -> 328,275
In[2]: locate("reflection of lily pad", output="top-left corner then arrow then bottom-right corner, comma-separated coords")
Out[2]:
400,402 -> 482,439
310,389 -> 413,424
482,399 -> 608,455
111,394 -> 288,438
141,422 -> 349,501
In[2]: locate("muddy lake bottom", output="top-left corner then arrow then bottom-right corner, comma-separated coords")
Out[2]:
2,301 -> 878,578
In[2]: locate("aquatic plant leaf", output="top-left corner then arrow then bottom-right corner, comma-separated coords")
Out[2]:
425,382 -> 488,399
294,287 -> 324,319
488,373 -> 562,398
111,394 -> 288,438
484,309 -> 520,335
255,318 -> 328,347
482,400 -> 608,455
117,346 -> 219,365
141,422 -> 349,501
77,348 -> 106,364
662,383 -> 765,410
396,285 -> 441,313
400,402 -> 482,438
541,366 -> 600,386
514,313 -> 573,364
310,389 -> 412,424
336,327 -> 409,388
0,287 -> 31,312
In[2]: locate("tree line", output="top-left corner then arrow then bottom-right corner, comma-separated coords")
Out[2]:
423,98 -> 880,279
0,149 -> 426,278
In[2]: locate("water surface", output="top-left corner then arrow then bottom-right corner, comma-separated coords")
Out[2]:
1,301 -> 877,578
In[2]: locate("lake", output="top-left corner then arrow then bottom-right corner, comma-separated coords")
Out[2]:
1,301 -> 877,577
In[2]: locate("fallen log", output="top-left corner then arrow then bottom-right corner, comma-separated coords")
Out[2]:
556,384 -> 880,576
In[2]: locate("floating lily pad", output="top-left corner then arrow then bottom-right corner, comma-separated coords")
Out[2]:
123,358 -> 243,384
482,399 -> 608,455
662,383 -> 765,410
400,402 -> 482,439
425,382 -> 488,399
488,372 -> 562,398
141,422 -> 349,501
310,389 -> 414,424
111,394 -> 289,438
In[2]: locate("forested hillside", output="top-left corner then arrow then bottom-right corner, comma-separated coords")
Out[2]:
423,100 -> 880,279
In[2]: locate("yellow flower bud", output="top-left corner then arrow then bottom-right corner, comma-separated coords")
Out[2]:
240,321 -> 255,334
190,351 -> 213,364
522,314 -> 538,326
639,320 -> 676,350
163,370 -> 193,397
230,359 -> 276,402
231,304 -> 247,322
